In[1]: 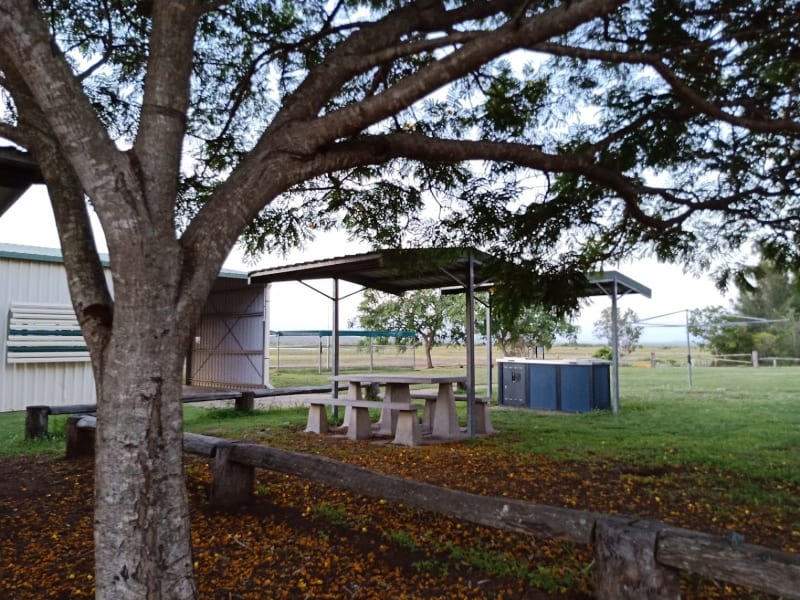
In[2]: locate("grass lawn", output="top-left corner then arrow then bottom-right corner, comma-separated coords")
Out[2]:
491,366 -> 800,483
3,363 -> 799,485
1,360 -> 798,599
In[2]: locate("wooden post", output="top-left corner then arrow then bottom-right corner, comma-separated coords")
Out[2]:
595,517 -> 680,600
235,391 -> 255,411
210,442 -> 254,508
25,406 -> 50,439
65,416 -> 95,459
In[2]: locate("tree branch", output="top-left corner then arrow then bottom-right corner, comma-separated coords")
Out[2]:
4,61 -> 113,353
271,0 -> 522,128
281,0 -> 626,155
298,132 -> 695,232
134,0 -> 201,223
0,0 -> 141,250
533,42 -> 800,135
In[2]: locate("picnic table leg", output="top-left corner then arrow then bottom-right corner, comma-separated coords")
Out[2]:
431,383 -> 459,438
474,401 -> 496,435
376,383 -> 411,436
392,410 -> 421,447
342,382 -> 363,430
346,407 -> 372,440
422,400 -> 435,434
305,403 -> 329,434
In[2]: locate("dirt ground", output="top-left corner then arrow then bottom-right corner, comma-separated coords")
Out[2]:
1,431 -> 797,599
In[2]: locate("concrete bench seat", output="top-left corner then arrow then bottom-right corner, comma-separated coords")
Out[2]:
408,393 -> 495,435
304,398 -> 425,446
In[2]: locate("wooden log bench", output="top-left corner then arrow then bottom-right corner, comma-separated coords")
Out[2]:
65,415 -> 97,459
61,417 -> 800,599
305,398 -> 425,446
25,404 -> 98,440
25,385 -> 348,439
409,392 -> 496,435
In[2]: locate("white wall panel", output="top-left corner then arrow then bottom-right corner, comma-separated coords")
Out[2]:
1,256 -> 97,411
2,246 -> 258,410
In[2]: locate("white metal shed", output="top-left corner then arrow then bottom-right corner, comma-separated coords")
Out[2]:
1,243 -> 267,412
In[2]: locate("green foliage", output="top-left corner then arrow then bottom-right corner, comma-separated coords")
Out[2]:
384,529 -> 419,552
17,0 -> 800,308
353,288 -> 465,368
488,300 -> 578,357
689,306 -> 755,355
592,308 -> 643,356
593,346 -> 613,360
690,258 -> 800,356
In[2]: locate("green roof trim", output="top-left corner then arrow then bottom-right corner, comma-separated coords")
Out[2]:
7,345 -> 89,353
9,329 -> 83,336
272,329 -> 416,338
0,242 -> 110,266
0,243 -> 248,279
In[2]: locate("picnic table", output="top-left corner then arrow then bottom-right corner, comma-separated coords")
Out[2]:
304,373 -> 467,446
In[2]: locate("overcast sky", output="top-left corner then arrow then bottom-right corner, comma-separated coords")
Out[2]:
0,185 -> 734,344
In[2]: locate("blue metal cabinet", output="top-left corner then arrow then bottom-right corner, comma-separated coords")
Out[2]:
529,363 -> 558,410
498,358 -> 610,413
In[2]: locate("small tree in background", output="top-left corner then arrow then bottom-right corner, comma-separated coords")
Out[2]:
353,289 -> 464,369
486,302 -> 578,357
593,308 -> 643,357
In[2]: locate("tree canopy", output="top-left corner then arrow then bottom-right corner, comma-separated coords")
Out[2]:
3,1 -> 798,304
593,306 -> 643,356
354,288 -> 465,368
2,1 -> 799,598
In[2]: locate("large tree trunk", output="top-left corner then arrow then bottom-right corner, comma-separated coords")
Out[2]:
93,268 -> 197,599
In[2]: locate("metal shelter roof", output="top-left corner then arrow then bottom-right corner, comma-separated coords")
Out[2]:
587,270 -> 652,299
249,247 -> 494,295
0,147 -> 44,219
249,248 -> 651,299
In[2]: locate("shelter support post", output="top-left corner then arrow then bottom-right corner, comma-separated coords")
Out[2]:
465,254 -> 476,436
686,309 -> 693,387
611,280 -> 620,414
485,292 -> 492,402
332,279 -> 340,422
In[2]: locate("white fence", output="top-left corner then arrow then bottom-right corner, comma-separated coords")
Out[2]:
270,340 -> 417,372
712,351 -> 800,367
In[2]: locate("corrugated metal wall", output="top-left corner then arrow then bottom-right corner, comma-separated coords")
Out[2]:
190,279 -> 266,389
1,248 -> 264,410
1,256 -> 97,411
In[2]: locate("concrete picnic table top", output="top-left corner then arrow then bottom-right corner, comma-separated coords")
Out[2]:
330,373 -> 466,385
